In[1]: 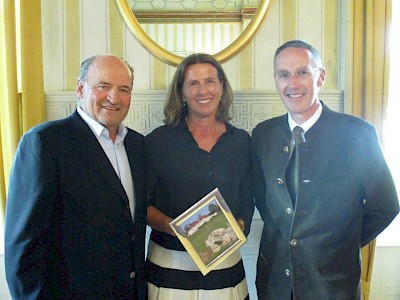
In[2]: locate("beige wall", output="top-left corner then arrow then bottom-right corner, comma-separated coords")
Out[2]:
42,0 -> 342,92
41,0 -> 344,135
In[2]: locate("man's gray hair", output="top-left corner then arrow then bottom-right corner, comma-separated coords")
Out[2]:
79,55 -> 134,82
274,40 -> 323,68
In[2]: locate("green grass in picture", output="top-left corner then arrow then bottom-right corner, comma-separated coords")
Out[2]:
187,212 -> 238,266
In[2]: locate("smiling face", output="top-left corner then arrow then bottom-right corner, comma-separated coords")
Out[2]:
181,63 -> 224,120
76,56 -> 133,138
274,47 -> 326,124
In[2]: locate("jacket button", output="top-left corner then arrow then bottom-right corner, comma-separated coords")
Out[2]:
286,208 -> 292,214
130,272 -> 136,279
285,269 -> 291,277
290,239 -> 299,247
277,178 -> 284,185
283,146 -> 289,152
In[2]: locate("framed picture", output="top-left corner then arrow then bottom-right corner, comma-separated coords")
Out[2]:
169,188 -> 247,276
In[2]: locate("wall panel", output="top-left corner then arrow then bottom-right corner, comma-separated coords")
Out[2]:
42,0 -> 65,91
65,0 -> 80,90
239,41 -> 254,90
109,0 -> 124,58
222,55 -> 240,90
123,26 -> 152,90
297,0 -> 323,50
80,0 -> 108,58
281,0 -> 297,42
254,0 -> 281,90
152,56 -> 167,90
323,0 -> 340,90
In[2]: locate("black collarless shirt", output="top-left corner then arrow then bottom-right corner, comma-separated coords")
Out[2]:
145,118 -> 254,250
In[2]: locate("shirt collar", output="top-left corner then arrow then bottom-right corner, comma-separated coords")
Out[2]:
288,100 -> 323,133
77,107 -> 128,140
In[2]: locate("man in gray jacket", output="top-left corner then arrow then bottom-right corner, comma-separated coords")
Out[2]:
252,40 -> 399,299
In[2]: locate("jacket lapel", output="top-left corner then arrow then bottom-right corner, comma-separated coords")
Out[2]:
67,111 -> 129,205
124,131 -> 146,221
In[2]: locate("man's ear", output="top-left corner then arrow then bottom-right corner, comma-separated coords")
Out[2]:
76,78 -> 84,98
317,68 -> 326,88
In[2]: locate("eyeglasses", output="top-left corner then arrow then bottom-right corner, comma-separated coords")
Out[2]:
273,68 -> 320,82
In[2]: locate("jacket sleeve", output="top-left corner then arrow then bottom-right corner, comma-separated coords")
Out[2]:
251,126 -> 267,222
4,129 -> 58,299
231,132 -> 254,237
360,126 -> 399,246
239,157 -> 255,237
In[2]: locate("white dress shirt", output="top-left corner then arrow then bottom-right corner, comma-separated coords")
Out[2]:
77,107 -> 135,220
288,100 -> 323,136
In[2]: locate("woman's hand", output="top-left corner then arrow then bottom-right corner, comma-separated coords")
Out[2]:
147,206 -> 176,236
236,218 -> 245,232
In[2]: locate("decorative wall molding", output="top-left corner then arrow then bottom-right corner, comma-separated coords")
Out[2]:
45,90 -> 344,135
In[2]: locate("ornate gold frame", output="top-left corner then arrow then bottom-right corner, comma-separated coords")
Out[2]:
115,0 -> 272,66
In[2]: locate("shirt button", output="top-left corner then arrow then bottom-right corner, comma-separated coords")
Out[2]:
130,272 -> 136,279
277,178 -> 284,185
290,239 -> 299,247
285,269 -> 291,277
286,208 -> 292,214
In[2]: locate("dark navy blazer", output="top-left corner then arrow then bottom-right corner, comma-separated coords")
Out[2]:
5,110 -> 147,299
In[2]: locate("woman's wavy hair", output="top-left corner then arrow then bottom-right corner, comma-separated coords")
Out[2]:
163,53 -> 233,126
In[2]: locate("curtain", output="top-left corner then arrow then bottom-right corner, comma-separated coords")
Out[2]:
347,0 -> 392,299
0,0 -> 45,222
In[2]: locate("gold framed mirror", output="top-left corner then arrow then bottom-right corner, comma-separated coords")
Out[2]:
115,0 -> 272,66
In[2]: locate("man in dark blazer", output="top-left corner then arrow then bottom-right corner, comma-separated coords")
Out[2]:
5,55 -> 147,299
252,40 -> 399,299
